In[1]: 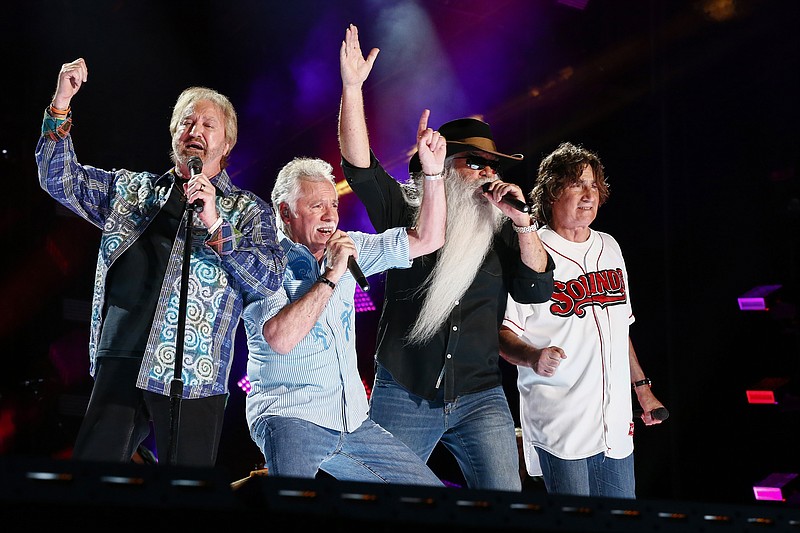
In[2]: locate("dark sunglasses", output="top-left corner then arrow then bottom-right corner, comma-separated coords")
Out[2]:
454,155 -> 501,172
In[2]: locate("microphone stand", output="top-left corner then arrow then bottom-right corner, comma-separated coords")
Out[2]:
167,196 -> 198,466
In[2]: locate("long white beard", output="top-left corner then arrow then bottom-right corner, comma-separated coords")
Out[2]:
405,169 -> 505,345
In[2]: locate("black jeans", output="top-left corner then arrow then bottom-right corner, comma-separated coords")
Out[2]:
72,357 -> 227,467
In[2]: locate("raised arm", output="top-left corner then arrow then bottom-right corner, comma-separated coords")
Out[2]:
338,24 -> 379,168
407,109 -> 446,259
517,224 -> 551,273
36,57 -> 118,228
481,180 -> 550,273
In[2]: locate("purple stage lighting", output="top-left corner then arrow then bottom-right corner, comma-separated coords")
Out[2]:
753,472 -> 799,501
237,375 -> 252,394
557,0 -> 590,10
354,285 -> 376,313
738,284 -> 782,311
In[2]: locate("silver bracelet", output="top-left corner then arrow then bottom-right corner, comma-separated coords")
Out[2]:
424,172 -> 444,181
512,220 -> 539,233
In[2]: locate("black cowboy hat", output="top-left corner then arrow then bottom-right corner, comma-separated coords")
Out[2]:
408,117 -> 524,174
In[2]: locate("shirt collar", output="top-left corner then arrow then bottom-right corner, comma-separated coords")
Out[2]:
278,228 -> 324,265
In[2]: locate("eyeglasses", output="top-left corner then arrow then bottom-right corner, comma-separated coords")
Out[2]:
454,155 -> 501,173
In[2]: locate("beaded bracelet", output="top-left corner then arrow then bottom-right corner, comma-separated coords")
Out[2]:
512,220 -> 539,233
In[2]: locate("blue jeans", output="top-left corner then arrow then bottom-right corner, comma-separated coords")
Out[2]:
251,415 -> 443,486
369,364 -> 521,492
536,447 -> 636,498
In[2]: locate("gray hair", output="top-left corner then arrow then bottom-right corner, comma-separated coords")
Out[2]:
272,157 -> 337,234
169,87 -> 238,169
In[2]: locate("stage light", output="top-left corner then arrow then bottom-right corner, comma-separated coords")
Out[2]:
738,284 -> 782,311
354,285 -> 375,312
237,375 -> 251,394
754,472 -> 799,502
746,377 -> 790,405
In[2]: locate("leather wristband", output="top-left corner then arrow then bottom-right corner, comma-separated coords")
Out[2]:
632,378 -> 652,389
316,275 -> 336,290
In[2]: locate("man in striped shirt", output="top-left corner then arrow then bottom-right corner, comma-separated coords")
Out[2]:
242,110 -> 447,484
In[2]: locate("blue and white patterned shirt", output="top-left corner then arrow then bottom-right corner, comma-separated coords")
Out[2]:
35,116 -> 285,399
243,228 -> 410,433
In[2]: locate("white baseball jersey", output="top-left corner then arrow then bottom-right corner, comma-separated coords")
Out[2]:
503,227 -> 635,476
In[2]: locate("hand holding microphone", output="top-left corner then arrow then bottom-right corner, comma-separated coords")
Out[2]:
323,231 -> 370,292
633,406 -> 670,422
481,182 -> 530,213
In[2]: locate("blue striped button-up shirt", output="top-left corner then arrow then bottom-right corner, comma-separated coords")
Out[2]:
243,228 -> 410,433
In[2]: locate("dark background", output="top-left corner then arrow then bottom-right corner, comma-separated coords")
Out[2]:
1,0 -> 799,508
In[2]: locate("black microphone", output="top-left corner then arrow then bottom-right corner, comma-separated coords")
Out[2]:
187,156 -> 204,214
481,182 -> 530,213
348,256 -> 369,292
633,407 -> 670,421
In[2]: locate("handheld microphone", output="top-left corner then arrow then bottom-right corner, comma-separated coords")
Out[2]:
187,156 -> 205,214
633,407 -> 670,421
481,182 -> 530,213
348,256 -> 369,292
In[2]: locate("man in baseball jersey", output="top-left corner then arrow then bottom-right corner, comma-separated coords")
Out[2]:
499,142 -> 667,499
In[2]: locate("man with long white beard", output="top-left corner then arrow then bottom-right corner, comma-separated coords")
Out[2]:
337,24 -> 555,491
